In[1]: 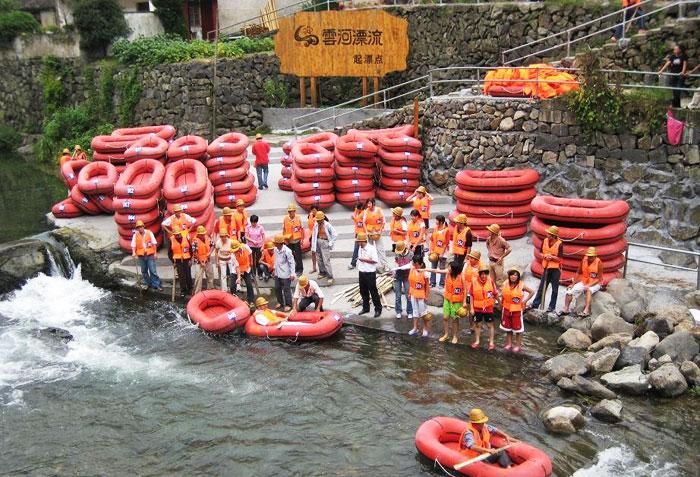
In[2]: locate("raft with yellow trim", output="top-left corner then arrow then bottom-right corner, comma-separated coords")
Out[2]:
244,310 -> 344,340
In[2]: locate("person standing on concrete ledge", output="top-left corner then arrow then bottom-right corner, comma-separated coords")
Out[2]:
311,211 -> 337,285
232,199 -> 248,242
273,234 -> 296,312
292,275 -> 324,312
191,225 -> 214,294
529,225 -> 564,312
251,133 -> 270,190
356,232 -> 382,318
282,203 -> 304,275
428,214 -> 449,289
215,230 -> 239,291
363,198 -> 389,272
486,223 -> 512,286
348,202 -> 365,269
215,207 -> 236,238
389,207 -> 408,252
170,226 -> 193,298
392,240 -> 413,319
131,219 -> 162,291
451,213 -> 472,270
162,204 -> 196,237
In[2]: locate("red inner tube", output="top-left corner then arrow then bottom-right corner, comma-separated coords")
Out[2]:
61,159 -> 90,189
244,310 -> 343,339
187,290 -> 252,334
77,162 -> 118,195
336,133 -> 379,158
292,142 -> 334,167
378,148 -> 423,167
376,188 -> 412,206
112,194 -> 160,213
91,135 -> 135,153
298,131 -> 338,151
456,169 -> 540,191
93,152 -> 127,163
207,132 -> 249,157
124,135 -> 169,162
530,260 -> 621,285
530,216 -> 627,245
114,159 -> 165,198
488,85 -> 528,97
166,182 -> 213,215
531,195 -> 630,224
465,216 -> 530,228
290,177 -> 335,196
379,177 -> 419,191
162,159 -> 209,201
334,150 -> 376,168
456,202 -> 532,217
334,163 -> 376,179
336,190 -> 376,206
204,153 -> 247,172
114,207 -> 161,226
278,177 -> 292,191
533,249 -> 626,272
208,162 -> 251,186
335,178 -> 374,192
292,163 -> 334,182
52,198 -> 83,218
92,194 -> 114,214
348,125 -> 415,141
69,186 -> 102,215
281,155 -> 293,167
213,174 -> 255,196
379,164 -> 421,179
214,187 -> 258,207
295,193 -> 335,211
281,166 -> 293,179
455,187 -> 537,206
167,135 -> 208,161
378,133 -> 422,153
112,125 -> 176,140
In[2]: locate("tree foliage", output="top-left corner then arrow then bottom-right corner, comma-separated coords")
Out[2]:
152,0 -> 187,38
73,0 -> 129,57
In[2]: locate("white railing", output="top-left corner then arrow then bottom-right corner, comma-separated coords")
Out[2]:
623,242 -> 700,289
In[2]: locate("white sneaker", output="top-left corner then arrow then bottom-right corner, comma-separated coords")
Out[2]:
408,328 -> 419,336
408,314 -> 413,320
395,313 -> 402,319
422,330 -> 430,338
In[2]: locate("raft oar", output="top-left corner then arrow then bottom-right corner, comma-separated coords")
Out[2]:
453,443 -> 517,470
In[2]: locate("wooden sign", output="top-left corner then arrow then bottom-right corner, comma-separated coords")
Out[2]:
275,10 -> 409,78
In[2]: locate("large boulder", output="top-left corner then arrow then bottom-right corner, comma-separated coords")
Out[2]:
591,399 -> 623,423
556,375 -> 617,399
652,332 -> 699,362
525,308 -> 561,326
587,347 -> 621,374
642,312 -> 675,340
648,363 -> 688,397
588,333 -> 633,352
601,365 -> 651,395
591,312 -> 635,342
659,305 -> 693,328
628,330 -> 660,353
684,290 -> 700,308
574,291 -> 620,318
614,346 -> 650,370
542,406 -> 585,434
560,315 -> 593,337
0,239 -> 51,294
605,279 -> 646,323
541,353 -> 589,382
680,360 -> 700,386
558,329 -> 592,350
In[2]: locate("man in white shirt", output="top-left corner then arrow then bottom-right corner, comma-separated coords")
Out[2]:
273,234 -> 296,311
292,275 -> 324,312
161,204 -> 196,237
356,232 -> 382,317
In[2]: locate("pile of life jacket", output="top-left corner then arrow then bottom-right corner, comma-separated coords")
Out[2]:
484,64 -> 579,99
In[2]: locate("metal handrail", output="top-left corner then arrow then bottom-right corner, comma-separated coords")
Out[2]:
623,242 -> 700,289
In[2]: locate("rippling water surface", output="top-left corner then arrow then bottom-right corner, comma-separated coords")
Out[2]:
0,271 -> 696,476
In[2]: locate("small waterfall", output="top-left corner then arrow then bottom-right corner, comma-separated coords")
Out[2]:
32,232 -> 76,278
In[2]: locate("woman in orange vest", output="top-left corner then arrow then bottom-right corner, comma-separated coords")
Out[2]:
162,204 -> 196,237
560,247 -> 603,318
389,207 -> 408,252
408,255 -> 432,337
170,226 -> 193,297
258,241 -> 275,282
469,263 -> 498,350
462,250 -> 482,335
428,214 -> 449,289
348,202 -> 365,270
130,219 -> 162,290
459,408 -> 516,468
283,203 -> 304,275
530,225 -> 564,312
72,144 -> 87,161
450,214 -> 472,269
407,209 -> 426,260
424,260 -> 467,344
406,185 -> 434,228
307,205 -> 319,274
216,207 -> 236,237
232,198 -> 248,241
230,239 -> 254,305
499,267 -> 533,353
58,148 -> 72,167
192,225 -> 214,294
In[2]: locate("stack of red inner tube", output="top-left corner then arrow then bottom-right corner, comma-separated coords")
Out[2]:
163,159 -> 215,235
52,159 -> 92,219
206,132 -> 257,208
281,132 -> 337,193
93,125 -> 175,174
333,132 -> 378,208
376,128 -> 422,206
167,135 -> 208,162
291,139 -> 336,211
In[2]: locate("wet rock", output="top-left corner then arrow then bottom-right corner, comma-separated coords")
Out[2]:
34,326 -> 73,344
499,117 -> 514,131
558,329 -> 592,350
588,333 -> 633,352
601,365 -> 651,395
649,363 -> 688,397
605,279 -> 646,323
575,291 -> 620,319
0,239 -> 51,294
560,315 -> 592,337
652,332 -> 699,363
541,353 -> 589,382
684,290 -> 700,308
587,347 -> 620,374
525,308 -> 561,326
680,360 -> 700,386
614,346 -> 649,370
542,406 -> 585,434
591,399 -> 623,423
642,313 -> 675,340
556,375 -> 617,399
658,305 -> 693,329
628,331 -> 659,353
591,312 -> 634,342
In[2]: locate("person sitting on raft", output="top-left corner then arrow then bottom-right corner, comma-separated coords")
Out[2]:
460,408 -> 517,469
253,297 -> 288,326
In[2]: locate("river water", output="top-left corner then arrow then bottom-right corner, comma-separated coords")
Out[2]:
0,266 -> 696,476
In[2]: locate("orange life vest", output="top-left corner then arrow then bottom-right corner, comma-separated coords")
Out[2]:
234,246 -> 252,273
260,248 -> 275,269
193,236 -> 211,263
580,257 -> 602,285
352,210 -> 365,235
73,151 -> 87,161
407,218 -> 426,245
459,423 -> 491,454
430,225 -> 449,256
307,213 -> 316,235
622,0 -> 640,7
59,154 -> 72,167
390,217 -> 407,243
471,277 -> 496,311
133,231 -> 156,256
408,267 -> 429,299
217,216 -> 235,237
541,238 -> 562,269
463,260 -> 479,284
413,196 -> 431,219
171,236 -> 191,260
502,280 -> 524,312
452,226 -> 471,255
233,210 -> 248,238
283,215 -> 304,241
364,207 -> 384,233
444,272 -> 466,304
169,214 -> 191,233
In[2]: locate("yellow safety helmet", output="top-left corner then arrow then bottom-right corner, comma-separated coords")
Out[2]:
235,199 -> 245,207
62,148 -> 70,154
467,250 -> 481,260
196,225 -> 207,235
546,225 -> 559,237
287,203 -> 297,212
415,185 -> 427,194
457,306 -> 469,318
356,232 -> 368,242
391,207 -> 403,216
478,263 -> 490,273
255,296 -> 268,307
315,211 -> 325,221
273,235 -> 285,244
454,214 -> 468,225
586,247 -> 597,257
222,207 -> 233,216
486,224 -> 500,235
230,240 -> 241,252
265,241 -> 274,250
428,252 -> 439,263
135,220 -> 145,227
395,240 -> 407,254
469,408 -> 489,424
172,204 -> 183,213
298,275 -> 309,287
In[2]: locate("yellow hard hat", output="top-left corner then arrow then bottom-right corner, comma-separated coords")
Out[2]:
219,230 -> 229,237
356,232 -> 368,242
457,306 -> 469,318
415,185 -> 427,194
467,250 -> 481,260
255,133 -> 262,139
230,240 -> 241,252
63,148 -> 70,154
274,235 -> 285,244
546,225 -> 559,237
74,144 -> 81,150
315,211 -> 325,221
196,225 -> 206,235
507,267 -> 521,276
298,275 -> 309,286
287,203 -> 297,212
454,214 -> 468,225
172,204 -> 183,212
478,263 -> 490,273
586,246 -> 597,257
265,241 -> 274,250
222,207 -> 233,216
395,240 -> 407,254
428,252 -> 439,263
391,207 -> 403,216
135,220 -> 145,227
486,224 -> 500,235
255,296 -> 268,307
469,408 -> 489,424
235,199 -> 245,207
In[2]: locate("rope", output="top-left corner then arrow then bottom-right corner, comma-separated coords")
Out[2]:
433,458 -> 459,477
559,232 -> 585,242
564,247 -> 587,257
479,209 -> 514,218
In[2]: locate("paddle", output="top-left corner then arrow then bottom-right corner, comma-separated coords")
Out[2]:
539,259 -> 549,311
454,443 -> 517,470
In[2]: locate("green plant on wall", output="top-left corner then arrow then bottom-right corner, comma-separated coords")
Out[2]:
40,56 -> 72,117
116,67 -> 142,126
0,0 -> 40,46
152,0 -> 188,38
263,79 -> 289,107
99,61 -> 116,122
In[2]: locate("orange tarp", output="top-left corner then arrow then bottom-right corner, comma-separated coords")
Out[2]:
483,64 -> 579,99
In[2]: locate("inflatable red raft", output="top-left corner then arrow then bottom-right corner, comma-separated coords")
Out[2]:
415,417 -> 552,477
244,310 -> 344,340
186,290 -> 251,334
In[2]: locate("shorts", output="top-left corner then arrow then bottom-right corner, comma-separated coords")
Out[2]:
410,296 -> 427,318
443,299 -> 462,319
565,281 -> 601,297
473,311 -> 493,323
500,309 -> 524,333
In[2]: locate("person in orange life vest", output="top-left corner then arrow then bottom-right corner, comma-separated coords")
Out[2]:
486,223 -> 512,286
215,206 -> 236,238
469,263 -> 498,350
251,133 -> 271,189
72,144 -> 87,161
428,214 -> 450,289
230,239 -> 255,305
130,219 -> 162,290
406,185 -> 434,228
462,250 -> 482,335
499,267 -> 533,353
423,260 -> 467,344
407,209 -> 427,260
214,229 -> 240,291
451,214 -> 473,269
530,225 -> 564,312
162,204 -> 196,237
258,240 -> 275,282
391,240 -> 414,319
252,296 -> 289,326
307,205 -> 319,273
560,247 -> 603,318
170,226 -> 193,297
283,203 -> 304,275
232,198 -> 248,241
389,207 -> 408,252
191,225 -> 214,294
348,202 -> 365,270
59,148 -> 72,167
362,198 -> 389,272
460,408 -> 516,469
408,255 -> 432,337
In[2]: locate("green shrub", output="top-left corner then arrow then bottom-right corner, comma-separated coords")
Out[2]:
0,0 -> 19,12
0,124 -> 21,153
36,106 -> 113,164
73,0 -> 129,57
263,79 -> 288,107
40,56 -> 72,117
116,67 -> 142,126
152,0 -> 187,38
0,10 -> 40,45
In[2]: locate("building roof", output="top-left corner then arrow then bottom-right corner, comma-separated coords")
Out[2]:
19,0 -> 56,12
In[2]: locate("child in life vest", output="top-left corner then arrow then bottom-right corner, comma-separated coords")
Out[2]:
423,260 -> 467,344
499,267 -> 533,353
468,263 -> 499,350
253,296 -> 288,326
408,255 -> 432,337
